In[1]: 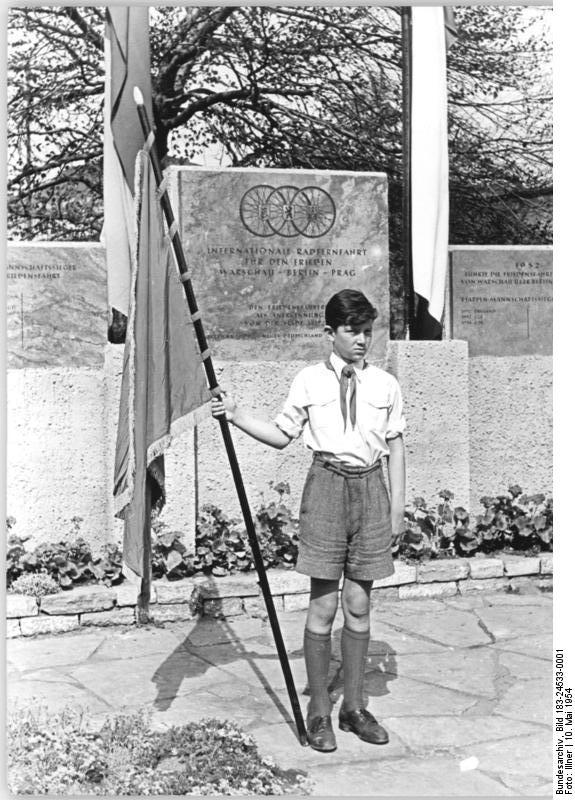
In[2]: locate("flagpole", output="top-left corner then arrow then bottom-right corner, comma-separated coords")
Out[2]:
401,6 -> 414,339
132,87 -> 308,747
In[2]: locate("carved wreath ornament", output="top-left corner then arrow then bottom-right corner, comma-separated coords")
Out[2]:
239,184 -> 336,238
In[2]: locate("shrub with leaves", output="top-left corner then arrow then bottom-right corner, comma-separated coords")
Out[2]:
7,705 -> 310,795
473,486 -> 553,554
9,572 -> 60,598
393,485 -> 552,561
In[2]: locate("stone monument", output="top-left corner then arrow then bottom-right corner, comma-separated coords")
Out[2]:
6,242 -> 108,368
175,167 -> 390,359
450,246 -> 552,357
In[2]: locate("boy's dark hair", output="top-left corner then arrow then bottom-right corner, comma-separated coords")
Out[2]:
325,289 -> 378,329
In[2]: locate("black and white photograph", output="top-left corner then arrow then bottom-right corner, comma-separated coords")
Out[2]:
3,1 -> 566,797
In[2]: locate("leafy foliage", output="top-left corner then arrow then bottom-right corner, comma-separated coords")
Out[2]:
393,485 -> 553,561
9,572 -> 60,598
5,484 -> 553,592
7,706 -> 310,795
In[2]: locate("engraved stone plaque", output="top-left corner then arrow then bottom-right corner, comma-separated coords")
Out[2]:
450,247 -> 552,356
176,168 -> 389,360
6,243 -> 108,368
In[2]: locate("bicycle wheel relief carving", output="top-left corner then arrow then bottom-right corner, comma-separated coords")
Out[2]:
240,185 -> 336,238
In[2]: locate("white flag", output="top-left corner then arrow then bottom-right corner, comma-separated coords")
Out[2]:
411,7 -> 450,325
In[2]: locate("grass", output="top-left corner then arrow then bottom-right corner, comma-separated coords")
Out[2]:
7,705 -> 311,795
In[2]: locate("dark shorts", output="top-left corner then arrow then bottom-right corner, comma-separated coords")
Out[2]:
296,453 -> 395,582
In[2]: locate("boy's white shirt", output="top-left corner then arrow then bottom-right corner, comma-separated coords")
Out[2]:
273,352 -> 405,466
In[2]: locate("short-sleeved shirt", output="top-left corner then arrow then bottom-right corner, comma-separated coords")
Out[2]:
274,352 -> 406,467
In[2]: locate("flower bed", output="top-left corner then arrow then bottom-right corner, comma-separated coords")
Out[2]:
7,706 -> 309,795
6,485 -> 552,596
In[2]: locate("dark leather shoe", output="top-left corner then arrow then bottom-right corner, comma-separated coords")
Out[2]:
307,715 -> 337,752
338,707 -> 389,744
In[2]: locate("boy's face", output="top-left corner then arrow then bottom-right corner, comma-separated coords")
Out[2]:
325,319 -> 373,364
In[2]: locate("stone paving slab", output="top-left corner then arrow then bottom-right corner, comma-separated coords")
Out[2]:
384,648 -> 499,698
493,632 -> 553,660
307,756 -> 516,796
7,629 -> 107,671
452,733 -> 552,793
493,679 -> 552,726
384,714 -> 543,751
8,671 -> 114,715
472,603 -> 551,640
497,649 -> 553,681
5,593 -> 553,797
382,606 -> 494,649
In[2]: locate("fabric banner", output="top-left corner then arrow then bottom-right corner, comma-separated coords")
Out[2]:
411,6 -> 450,325
113,150 -> 211,583
103,7 -> 154,316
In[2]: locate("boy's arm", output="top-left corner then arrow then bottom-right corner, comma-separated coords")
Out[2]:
212,395 -> 291,450
387,434 -> 406,536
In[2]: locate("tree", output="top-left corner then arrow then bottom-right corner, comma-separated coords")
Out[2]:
7,6 -> 552,333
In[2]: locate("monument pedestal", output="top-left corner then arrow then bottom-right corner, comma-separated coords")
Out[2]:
384,340 -> 471,511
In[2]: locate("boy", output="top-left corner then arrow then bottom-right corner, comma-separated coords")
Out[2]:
211,289 -> 406,752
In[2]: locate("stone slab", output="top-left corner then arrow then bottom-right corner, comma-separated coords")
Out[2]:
417,559 -> 469,583
459,577 -> 509,594
540,553 -> 553,574
370,587 -> 400,607
493,632 -> 552,660
283,593 -> 311,612
154,578 -> 200,604
80,608 -> 136,627
497,650 -> 553,682
307,756 -> 515,796
6,594 -> 39,618
7,671 -> 113,715
450,246 -> 552,356
473,603 -> 551,641
398,581 -> 458,600
375,561 -> 417,587
149,603 -> 194,624
243,595 -> 284,618
494,679 -> 553,726
6,620 -> 21,638
176,167 -> 389,361
386,714 -> 541,750
6,242 -> 107,367
40,586 -> 116,615
468,558 -> 505,579
202,597 -> 245,619
7,630 -> 107,670
502,555 -> 541,576
387,649 -> 498,698
367,623 -> 448,656
19,614 -> 80,636
508,576 -> 542,594
453,734 -> 552,789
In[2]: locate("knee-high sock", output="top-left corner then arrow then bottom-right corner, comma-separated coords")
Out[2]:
341,625 -> 369,711
304,628 -> 332,718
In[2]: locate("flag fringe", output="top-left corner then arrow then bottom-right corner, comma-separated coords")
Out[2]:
146,402 -> 211,465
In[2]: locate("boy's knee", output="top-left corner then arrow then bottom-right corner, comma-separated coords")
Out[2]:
341,579 -> 372,626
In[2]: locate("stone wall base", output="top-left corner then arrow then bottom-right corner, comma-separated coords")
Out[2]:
6,554 -> 552,638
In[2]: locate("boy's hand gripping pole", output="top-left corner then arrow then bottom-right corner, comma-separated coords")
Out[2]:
133,87 -> 308,746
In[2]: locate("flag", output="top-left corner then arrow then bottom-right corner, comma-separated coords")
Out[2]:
113,150 -> 211,589
103,7 -> 154,316
410,7 -> 456,337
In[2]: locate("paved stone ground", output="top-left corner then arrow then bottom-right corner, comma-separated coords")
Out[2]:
7,592 -> 553,796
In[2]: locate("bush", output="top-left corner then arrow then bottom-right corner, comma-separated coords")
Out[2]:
394,486 -> 552,561
9,572 -> 60,598
7,706 -> 310,795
